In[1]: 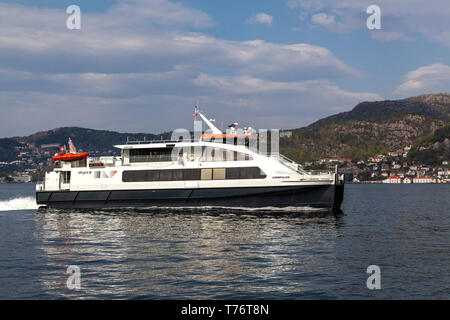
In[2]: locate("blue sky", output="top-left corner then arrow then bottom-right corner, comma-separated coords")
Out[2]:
1,0 -> 449,137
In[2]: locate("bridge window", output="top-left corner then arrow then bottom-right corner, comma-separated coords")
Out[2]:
129,147 -> 176,163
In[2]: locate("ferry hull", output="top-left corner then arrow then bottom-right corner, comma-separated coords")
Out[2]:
36,184 -> 344,211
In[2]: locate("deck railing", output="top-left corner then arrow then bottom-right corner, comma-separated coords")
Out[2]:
269,152 -> 302,172
129,155 -> 176,163
126,138 -> 197,144
269,153 -> 334,175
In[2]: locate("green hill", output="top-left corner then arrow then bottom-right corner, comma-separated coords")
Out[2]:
280,93 -> 450,162
407,124 -> 450,165
18,127 -> 163,153
0,138 -> 20,163
0,127 -> 171,162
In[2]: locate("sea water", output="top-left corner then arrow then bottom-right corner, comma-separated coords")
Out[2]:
0,183 -> 448,299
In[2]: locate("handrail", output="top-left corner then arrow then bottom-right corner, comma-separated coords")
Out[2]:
269,152 -> 301,172
125,138 -> 197,145
270,152 -> 297,165
268,152 -> 332,175
129,155 -> 176,163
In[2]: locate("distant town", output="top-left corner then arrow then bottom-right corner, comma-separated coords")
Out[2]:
305,145 -> 449,184
0,141 -> 448,184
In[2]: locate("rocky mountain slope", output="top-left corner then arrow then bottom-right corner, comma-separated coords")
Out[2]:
407,123 -> 450,165
280,93 -> 450,161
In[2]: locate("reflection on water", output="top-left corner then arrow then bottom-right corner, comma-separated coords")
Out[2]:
34,207 -> 344,299
2,184 -> 448,299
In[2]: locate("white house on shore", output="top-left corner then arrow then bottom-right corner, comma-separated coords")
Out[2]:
403,177 -> 413,184
383,175 -> 402,184
413,176 -> 433,183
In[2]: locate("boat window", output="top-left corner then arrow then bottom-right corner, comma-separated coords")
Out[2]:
201,168 -> 212,180
61,171 -> 71,183
181,169 -> 201,181
159,170 -> 172,181
135,170 -> 147,181
172,169 -> 183,181
146,170 -> 159,181
225,167 -> 240,179
71,158 -> 87,168
129,147 -> 176,163
122,167 -> 265,182
213,168 -> 226,180
226,167 -> 266,179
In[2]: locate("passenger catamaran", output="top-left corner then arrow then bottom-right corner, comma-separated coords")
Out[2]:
36,108 -> 344,210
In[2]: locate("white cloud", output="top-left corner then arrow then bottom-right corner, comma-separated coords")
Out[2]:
311,13 -> 339,29
246,13 -> 273,26
370,30 -> 412,42
194,73 -> 379,100
286,1 -> 300,9
286,0 -> 323,11
395,63 -> 450,96
0,1 -> 378,136
0,3 -> 360,80
104,0 -> 215,29
287,0 -> 450,46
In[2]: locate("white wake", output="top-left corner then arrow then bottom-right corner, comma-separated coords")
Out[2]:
0,196 -> 38,211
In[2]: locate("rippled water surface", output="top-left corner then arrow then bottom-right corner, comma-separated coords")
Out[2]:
0,183 -> 448,299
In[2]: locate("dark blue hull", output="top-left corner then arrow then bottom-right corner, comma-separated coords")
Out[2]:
36,184 -> 344,211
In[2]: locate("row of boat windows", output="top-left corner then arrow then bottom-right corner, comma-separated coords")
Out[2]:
122,167 -> 266,182
128,147 -> 253,163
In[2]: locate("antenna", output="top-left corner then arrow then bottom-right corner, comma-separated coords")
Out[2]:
195,107 -> 222,134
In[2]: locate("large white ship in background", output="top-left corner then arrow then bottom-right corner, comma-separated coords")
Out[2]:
36,108 -> 344,210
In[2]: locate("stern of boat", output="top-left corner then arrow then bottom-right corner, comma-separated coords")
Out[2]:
332,173 -> 345,211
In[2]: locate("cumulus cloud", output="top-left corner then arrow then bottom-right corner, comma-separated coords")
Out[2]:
193,73 -> 379,99
311,13 -> 340,30
192,74 -> 381,128
395,63 -> 450,96
0,3 -> 358,79
246,13 -> 273,26
99,0 -> 215,29
286,0 -> 323,11
287,0 -> 450,46
0,0 -> 377,136
370,30 -> 412,42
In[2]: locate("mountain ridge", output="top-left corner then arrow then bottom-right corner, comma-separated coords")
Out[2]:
280,93 -> 450,161
310,93 -> 450,127
1,93 -> 449,163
